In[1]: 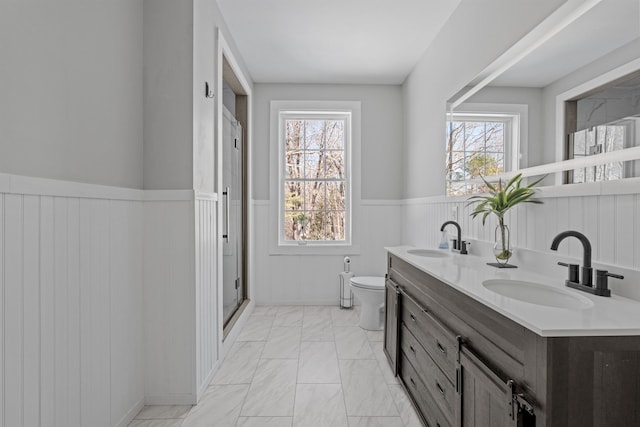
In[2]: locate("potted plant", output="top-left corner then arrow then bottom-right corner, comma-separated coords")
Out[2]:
467,173 -> 544,267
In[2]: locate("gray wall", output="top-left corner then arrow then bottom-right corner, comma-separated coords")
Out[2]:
402,0 -> 567,198
0,0 -> 144,188
253,83 -> 404,200
143,0 -> 194,190
143,0 -> 252,192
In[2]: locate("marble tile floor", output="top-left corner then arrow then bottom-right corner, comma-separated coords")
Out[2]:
130,305 -> 423,427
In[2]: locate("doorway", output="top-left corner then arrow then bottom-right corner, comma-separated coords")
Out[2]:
221,55 -> 249,333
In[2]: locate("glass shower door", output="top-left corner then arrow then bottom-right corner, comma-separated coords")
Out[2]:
222,108 -> 243,325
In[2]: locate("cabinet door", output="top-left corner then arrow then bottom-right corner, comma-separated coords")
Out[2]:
383,278 -> 400,375
457,346 -> 527,427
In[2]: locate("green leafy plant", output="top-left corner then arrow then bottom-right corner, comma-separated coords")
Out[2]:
467,173 -> 544,260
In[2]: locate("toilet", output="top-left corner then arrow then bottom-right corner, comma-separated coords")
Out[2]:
349,276 -> 386,330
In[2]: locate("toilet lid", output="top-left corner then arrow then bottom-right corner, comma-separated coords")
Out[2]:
350,276 -> 385,290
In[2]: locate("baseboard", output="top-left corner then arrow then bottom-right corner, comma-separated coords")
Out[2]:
196,366 -> 218,402
114,396 -> 145,427
255,300 -> 358,306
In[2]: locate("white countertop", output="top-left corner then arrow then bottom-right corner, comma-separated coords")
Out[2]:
386,246 -> 640,337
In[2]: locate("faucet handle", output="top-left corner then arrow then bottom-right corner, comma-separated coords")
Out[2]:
598,270 -> 624,280
557,262 -> 579,284
460,241 -> 469,255
595,269 -> 624,297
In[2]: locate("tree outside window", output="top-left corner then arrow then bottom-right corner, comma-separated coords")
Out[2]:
446,115 -> 512,195
282,115 -> 348,242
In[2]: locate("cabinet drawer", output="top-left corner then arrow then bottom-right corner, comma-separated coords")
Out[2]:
400,287 -> 457,382
400,352 -> 452,427
401,324 -> 455,423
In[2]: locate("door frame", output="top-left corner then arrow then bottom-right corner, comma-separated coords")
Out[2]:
215,29 -> 253,353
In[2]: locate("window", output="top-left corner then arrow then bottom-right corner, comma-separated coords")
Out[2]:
270,100 -> 360,252
445,106 -> 524,196
282,113 -> 349,242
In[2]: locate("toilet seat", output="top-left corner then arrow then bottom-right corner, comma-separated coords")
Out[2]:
350,276 -> 385,290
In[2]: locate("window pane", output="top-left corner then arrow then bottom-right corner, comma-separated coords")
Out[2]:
284,181 -> 304,212
304,151 -> 322,179
324,210 -> 345,240
283,211 -> 307,241
326,181 -> 346,210
324,150 -> 344,179
304,120 -> 324,149
448,151 -> 465,181
325,120 -> 345,149
284,149 -> 303,179
447,121 -> 466,151
485,122 -> 504,152
285,120 -> 304,151
464,122 -> 486,151
304,181 -> 325,211
306,211 -> 326,240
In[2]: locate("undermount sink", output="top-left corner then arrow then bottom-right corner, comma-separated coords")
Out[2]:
407,248 -> 450,258
482,279 -> 594,309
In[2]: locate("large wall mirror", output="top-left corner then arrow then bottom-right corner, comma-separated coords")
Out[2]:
446,0 -> 640,195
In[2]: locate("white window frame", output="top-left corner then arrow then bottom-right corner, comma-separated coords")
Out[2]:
270,100 -> 361,255
446,103 -> 527,196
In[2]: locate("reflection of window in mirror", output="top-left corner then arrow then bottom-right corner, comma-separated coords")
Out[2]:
446,104 -> 525,196
565,71 -> 640,184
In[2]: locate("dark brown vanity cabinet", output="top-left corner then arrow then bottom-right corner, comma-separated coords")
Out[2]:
384,253 -> 640,427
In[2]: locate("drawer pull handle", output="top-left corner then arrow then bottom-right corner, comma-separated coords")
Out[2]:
436,381 -> 445,395
409,377 -> 416,387
436,341 -> 447,355
410,313 -> 416,322
409,345 -> 416,354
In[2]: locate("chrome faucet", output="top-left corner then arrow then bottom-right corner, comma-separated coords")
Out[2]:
550,230 -> 623,297
440,221 -> 468,254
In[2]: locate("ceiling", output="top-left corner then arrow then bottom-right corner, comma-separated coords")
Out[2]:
216,0 -> 461,85
491,0 -> 640,88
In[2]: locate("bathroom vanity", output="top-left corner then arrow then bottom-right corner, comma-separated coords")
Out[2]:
384,247 -> 640,427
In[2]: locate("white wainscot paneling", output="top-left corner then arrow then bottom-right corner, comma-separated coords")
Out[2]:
1,192 -> 144,427
195,198 -> 218,400
615,195 -> 636,269
143,200 -> 196,404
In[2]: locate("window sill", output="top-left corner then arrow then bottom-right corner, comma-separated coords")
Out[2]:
269,243 -> 361,256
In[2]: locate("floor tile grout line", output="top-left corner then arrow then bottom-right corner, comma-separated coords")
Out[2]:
370,338 -> 409,426
334,335 -> 352,426
291,314 -> 303,426
237,313 -> 275,420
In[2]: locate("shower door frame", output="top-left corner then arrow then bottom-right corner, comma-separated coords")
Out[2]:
216,29 -> 253,343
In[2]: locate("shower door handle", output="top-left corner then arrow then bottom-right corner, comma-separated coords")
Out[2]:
223,186 -> 230,243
